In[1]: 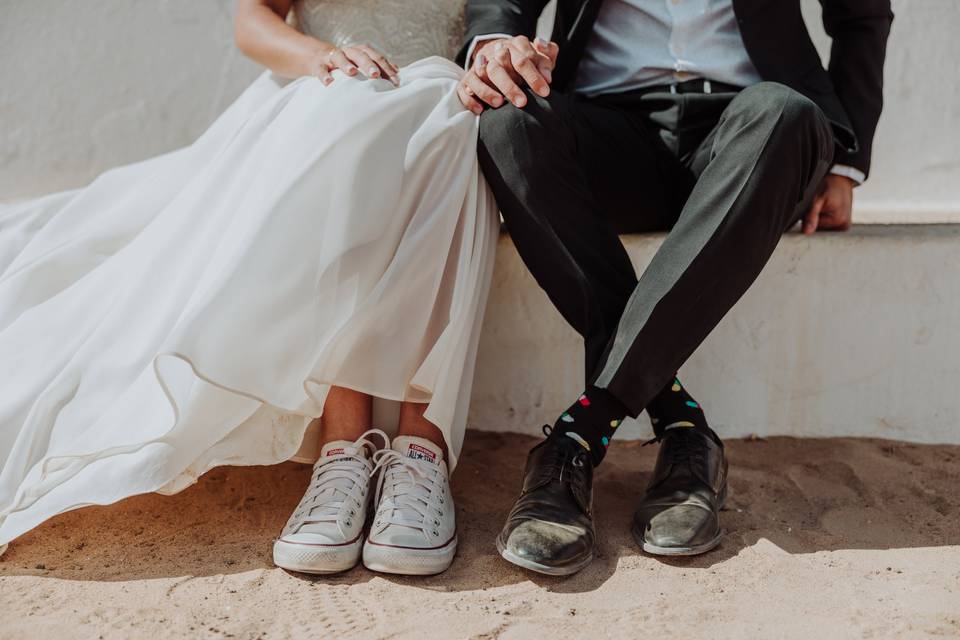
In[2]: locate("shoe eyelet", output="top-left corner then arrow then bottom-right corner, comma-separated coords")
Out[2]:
432,530 -> 439,536
434,519 -> 440,525
347,520 -> 353,527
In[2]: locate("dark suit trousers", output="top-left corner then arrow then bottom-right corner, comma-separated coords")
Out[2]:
477,81 -> 834,417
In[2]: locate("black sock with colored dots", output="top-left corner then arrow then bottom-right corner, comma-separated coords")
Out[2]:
644,375 -> 709,438
552,385 -> 630,466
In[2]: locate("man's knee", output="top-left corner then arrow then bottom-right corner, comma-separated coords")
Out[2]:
477,102 -> 522,162
478,88 -> 569,169
733,82 -> 827,132
728,82 -> 833,160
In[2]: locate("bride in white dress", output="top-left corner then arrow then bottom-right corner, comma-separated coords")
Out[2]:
0,0 -> 555,575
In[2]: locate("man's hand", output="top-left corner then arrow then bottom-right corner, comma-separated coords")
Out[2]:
802,174 -> 855,234
457,36 -> 560,115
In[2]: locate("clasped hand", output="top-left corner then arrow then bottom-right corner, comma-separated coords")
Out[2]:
457,36 -> 560,115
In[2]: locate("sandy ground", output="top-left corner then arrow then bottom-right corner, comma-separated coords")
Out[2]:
1,430 -> 959,639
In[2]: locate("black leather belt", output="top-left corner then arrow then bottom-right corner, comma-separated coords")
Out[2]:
642,78 -> 744,95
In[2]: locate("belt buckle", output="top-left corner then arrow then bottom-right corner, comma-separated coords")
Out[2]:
669,79 -> 712,94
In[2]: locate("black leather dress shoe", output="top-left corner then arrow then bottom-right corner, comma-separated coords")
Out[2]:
496,429 -> 596,575
632,426 -> 728,556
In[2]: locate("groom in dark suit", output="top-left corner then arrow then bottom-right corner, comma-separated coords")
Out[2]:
456,0 -> 892,575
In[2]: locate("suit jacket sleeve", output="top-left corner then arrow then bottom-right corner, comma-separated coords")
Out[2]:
456,0 -> 551,65
820,0 -> 893,179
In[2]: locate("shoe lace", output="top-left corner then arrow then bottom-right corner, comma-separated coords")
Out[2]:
541,424 -> 589,475
288,428 -> 389,536
371,449 -> 446,540
643,428 -> 705,466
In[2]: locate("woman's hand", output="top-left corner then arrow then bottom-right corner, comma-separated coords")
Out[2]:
235,2 -> 399,85
312,44 -> 400,86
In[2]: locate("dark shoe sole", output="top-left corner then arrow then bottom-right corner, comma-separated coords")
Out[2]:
495,535 -> 594,576
631,525 -> 725,556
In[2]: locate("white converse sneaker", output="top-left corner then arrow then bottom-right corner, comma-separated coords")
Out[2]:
273,429 -> 388,574
363,435 -> 457,575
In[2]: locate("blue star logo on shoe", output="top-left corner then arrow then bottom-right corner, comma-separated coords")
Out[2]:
561,412 -> 575,423
564,431 -> 591,451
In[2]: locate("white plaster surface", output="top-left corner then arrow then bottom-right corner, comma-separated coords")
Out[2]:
799,0 -> 960,223
469,228 -> 960,443
0,1 -> 261,199
1,1 -> 959,221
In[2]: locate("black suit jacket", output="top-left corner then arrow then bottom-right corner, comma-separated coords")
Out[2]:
458,0 -> 893,178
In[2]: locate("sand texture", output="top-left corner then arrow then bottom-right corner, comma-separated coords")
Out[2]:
2,431 -> 959,639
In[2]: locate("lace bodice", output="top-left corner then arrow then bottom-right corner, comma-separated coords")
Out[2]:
292,0 -> 467,68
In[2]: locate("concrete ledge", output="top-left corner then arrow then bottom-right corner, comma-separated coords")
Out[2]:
468,225 -> 960,443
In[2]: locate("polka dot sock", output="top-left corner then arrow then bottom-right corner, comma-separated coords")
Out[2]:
553,385 -> 629,466
644,375 -> 709,438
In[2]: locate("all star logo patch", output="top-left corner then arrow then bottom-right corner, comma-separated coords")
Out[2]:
407,443 -> 437,463
325,447 -> 345,457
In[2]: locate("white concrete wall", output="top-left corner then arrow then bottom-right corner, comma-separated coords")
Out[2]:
1,1 -> 959,222
0,1 -> 261,199
2,2 -> 959,443
799,0 -> 960,223
470,228 -> 960,443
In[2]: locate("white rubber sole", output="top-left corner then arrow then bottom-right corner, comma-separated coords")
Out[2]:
362,535 -> 458,576
272,537 -> 363,574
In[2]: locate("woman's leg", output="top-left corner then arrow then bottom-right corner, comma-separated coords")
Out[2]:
362,400 -> 457,575
274,385 -> 374,574
397,402 -> 448,459
313,386 -> 373,452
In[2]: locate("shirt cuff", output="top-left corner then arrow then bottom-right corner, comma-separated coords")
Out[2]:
464,34 -> 512,69
830,164 -> 866,185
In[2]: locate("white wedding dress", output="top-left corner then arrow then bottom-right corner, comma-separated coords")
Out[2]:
0,0 -> 496,554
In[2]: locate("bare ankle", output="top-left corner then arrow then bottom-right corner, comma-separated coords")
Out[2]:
317,386 -> 373,453
397,402 -> 448,459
